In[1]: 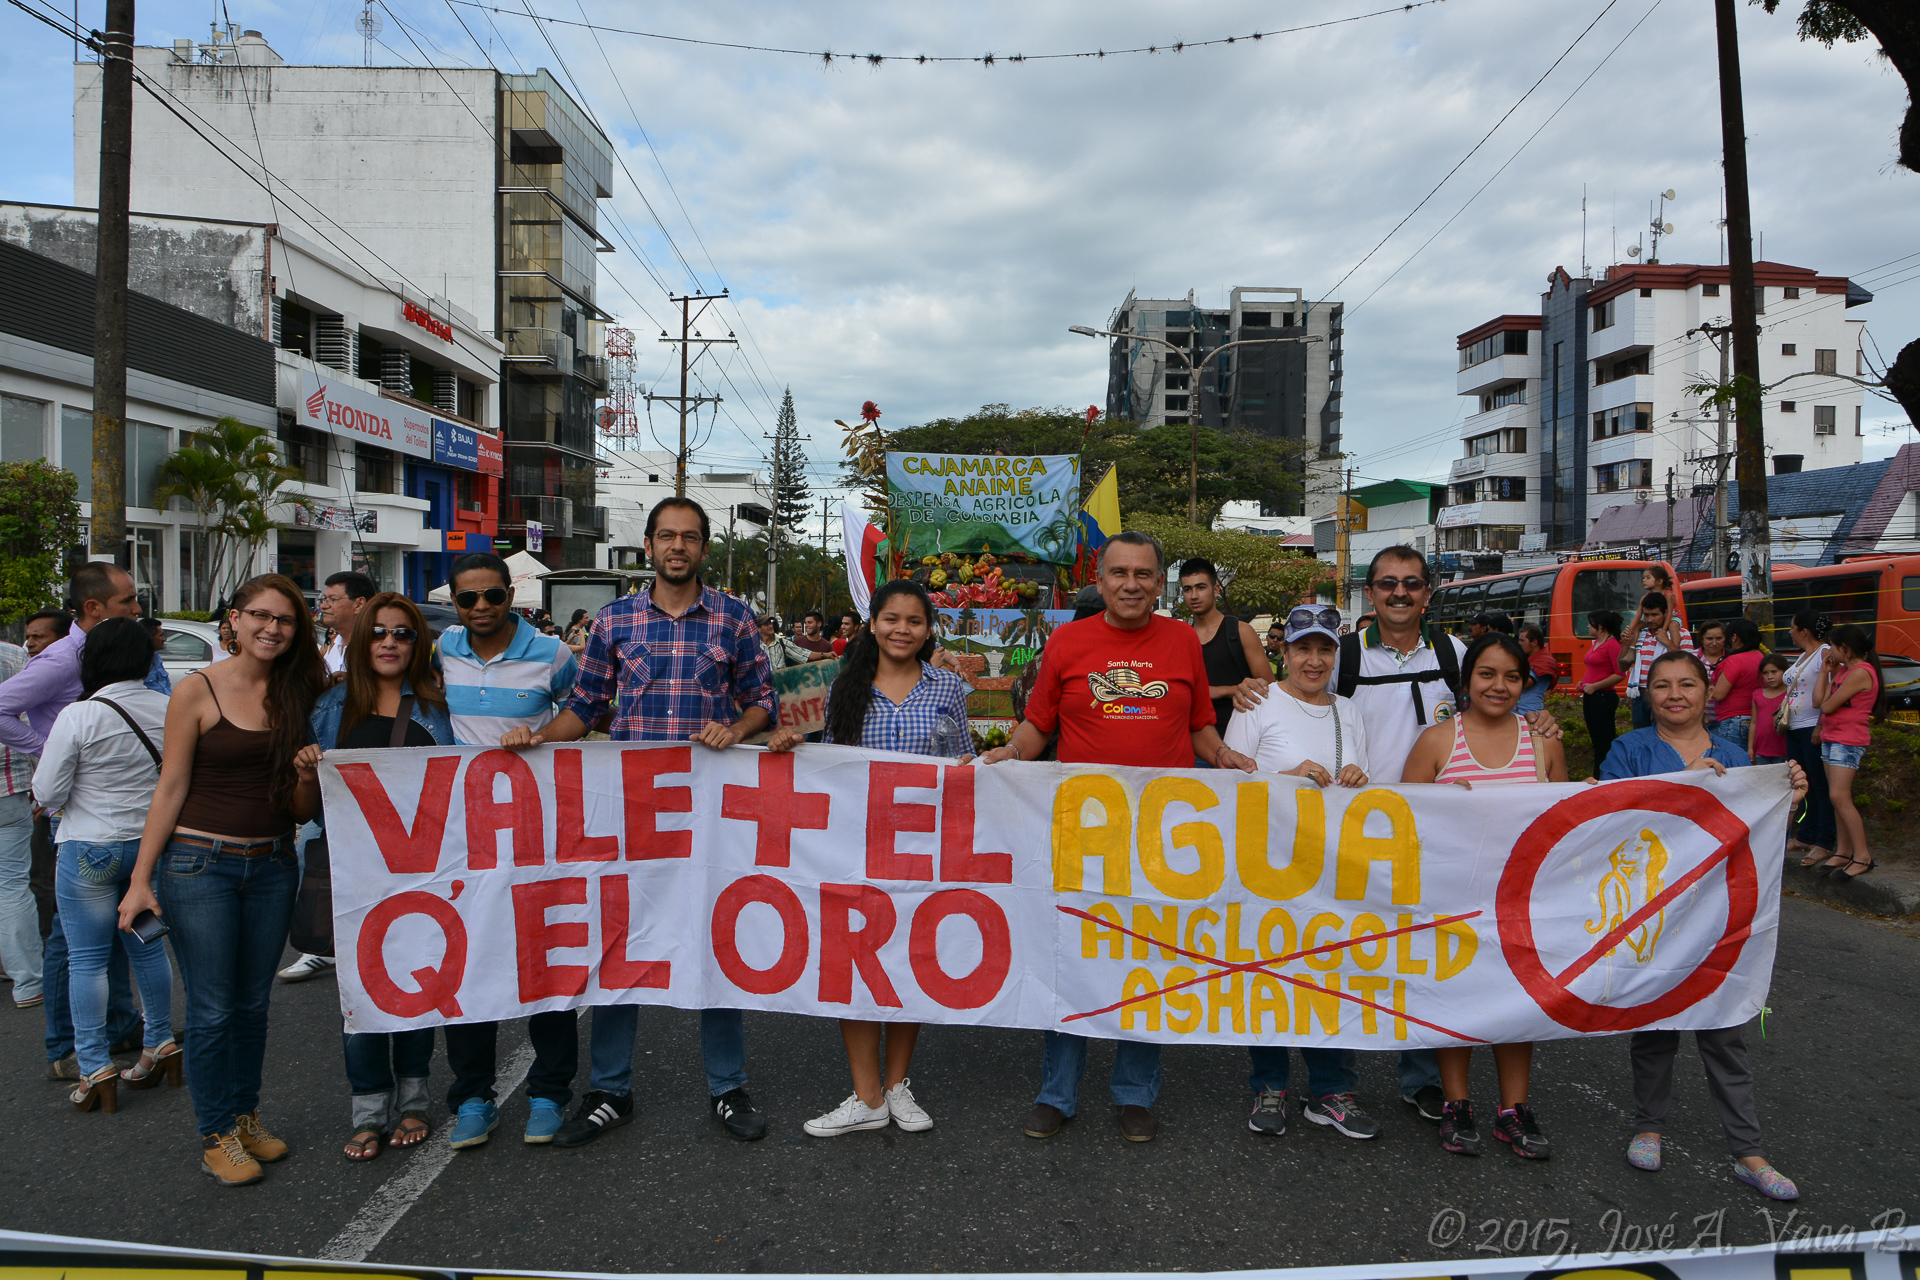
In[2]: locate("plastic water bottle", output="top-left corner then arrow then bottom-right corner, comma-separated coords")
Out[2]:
932,711 -> 972,759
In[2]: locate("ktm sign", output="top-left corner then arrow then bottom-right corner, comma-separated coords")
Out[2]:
403,300 -> 454,342
298,369 -> 432,459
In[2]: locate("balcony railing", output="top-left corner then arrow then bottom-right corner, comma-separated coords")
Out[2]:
502,327 -> 574,376
572,503 -> 608,540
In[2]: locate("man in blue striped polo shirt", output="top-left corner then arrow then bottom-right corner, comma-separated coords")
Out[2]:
436,551 -> 582,1150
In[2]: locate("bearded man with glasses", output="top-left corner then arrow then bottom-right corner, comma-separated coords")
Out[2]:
431,551 -> 584,1151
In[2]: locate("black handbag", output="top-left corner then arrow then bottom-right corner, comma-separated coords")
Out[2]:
288,696 -> 414,959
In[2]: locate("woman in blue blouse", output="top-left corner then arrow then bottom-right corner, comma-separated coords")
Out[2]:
1595,648 -> 1806,1200
766,579 -> 972,1139
293,593 -> 454,1162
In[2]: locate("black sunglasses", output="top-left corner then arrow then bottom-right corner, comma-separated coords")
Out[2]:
454,587 -> 509,609
369,626 -> 417,643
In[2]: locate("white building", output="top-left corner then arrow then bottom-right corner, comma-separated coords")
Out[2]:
1312,480 -> 1439,612
1441,316 -> 1543,561
596,450 -> 773,580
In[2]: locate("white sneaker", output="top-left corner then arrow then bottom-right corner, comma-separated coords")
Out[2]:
886,1079 -> 933,1132
803,1094 -> 891,1137
277,953 -> 336,982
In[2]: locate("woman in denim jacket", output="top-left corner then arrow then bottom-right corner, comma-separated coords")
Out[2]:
293,593 -> 452,1161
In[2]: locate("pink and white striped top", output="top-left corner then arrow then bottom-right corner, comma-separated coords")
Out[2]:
1434,715 -> 1544,785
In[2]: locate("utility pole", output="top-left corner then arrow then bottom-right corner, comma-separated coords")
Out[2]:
91,0 -> 135,567
646,291 -> 734,496
1713,0 -> 1771,628
1693,324 -> 1735,577
1665,467 -> 1676,568
1334,465 -> 1356,615
819,496 -> 831,614
725,505 -> 736,592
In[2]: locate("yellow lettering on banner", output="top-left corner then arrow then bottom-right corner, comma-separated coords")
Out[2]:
1081,902 -> 1125,958
1296,973 -> 1341,1034
1347,974 -> 1389,1034
1053,775 -> 1132,895
1235,783 -> 1323,900
1335,790 -> 1422,903
1301,912 -> 1345,972
1257,907 -> 1298,961
1019,476 -> 1033,495
943,479 -> 958,496
1394,912 -> 1428,974
1120,969 -> 1162,1031
1349,913 -> 1389,971
1436,918 -> 1479,979
1184,907 -> 1220,958
1207,971 -> 1245,1033
1131,905 -> 1178,960
1164,966 -> 1202,1032
1250,974 -> 1289,1032
1139,777 -> 1225,899
1224,903 -> 1257,963
1392,979 -> 1409,1040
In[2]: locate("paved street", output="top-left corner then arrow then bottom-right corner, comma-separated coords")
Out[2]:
1,891 -> 1914,1276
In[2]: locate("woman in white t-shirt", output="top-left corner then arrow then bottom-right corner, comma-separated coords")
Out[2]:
1220,604 -> 1378,1139
1224,605 -> 1370,786
1781,610 -> 1835,864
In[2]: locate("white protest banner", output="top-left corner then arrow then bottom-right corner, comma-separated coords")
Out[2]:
320,744 -> 1788,1045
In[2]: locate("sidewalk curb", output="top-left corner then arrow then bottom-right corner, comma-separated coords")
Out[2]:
1782,859 -> 1920,918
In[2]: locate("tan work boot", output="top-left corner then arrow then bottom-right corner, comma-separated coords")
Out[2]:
202,1129 -> 264,1186
234,1109 -> 290,1163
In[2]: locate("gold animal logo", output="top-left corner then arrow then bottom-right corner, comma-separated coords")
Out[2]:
1086,665 -> 1170,704
1584,828 -> 1670,962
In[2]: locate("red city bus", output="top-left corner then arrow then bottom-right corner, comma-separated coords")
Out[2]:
1427,558 -> 1683,686
1680,554 -> 1920,707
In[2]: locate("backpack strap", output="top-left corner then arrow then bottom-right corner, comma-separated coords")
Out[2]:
1432,632 -> 1462,700
389,695 -> 417,749
1335,632 -> 1363,699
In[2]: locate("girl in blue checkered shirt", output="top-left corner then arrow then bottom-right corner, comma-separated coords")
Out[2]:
765,578 -> 973,1138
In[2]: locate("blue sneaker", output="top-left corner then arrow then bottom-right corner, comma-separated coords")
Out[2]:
524,1097 -> 565,1144
448,1098 -> 498,1149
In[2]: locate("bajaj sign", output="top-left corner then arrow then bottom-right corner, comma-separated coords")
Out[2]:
299,369 -> 432,460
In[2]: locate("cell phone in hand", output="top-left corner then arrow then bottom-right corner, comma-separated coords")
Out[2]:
128,909 -> 169,944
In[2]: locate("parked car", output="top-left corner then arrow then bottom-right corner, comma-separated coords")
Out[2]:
154,618 -> 226,680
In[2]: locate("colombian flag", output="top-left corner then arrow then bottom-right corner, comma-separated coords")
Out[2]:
841,501 -> 885,618
1076,465 -> 1120,580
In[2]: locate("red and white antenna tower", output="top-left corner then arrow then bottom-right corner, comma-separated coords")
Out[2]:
599,327 -> 639,450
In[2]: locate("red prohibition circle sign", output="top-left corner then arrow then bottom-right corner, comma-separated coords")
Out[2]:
1497,778 -> 1758,1034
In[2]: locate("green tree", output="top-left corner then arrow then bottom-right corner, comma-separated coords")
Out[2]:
771,388 -> 813,538
1128,514 -> 1331,620
0,459 -> 82,628
154,416 -> 307,608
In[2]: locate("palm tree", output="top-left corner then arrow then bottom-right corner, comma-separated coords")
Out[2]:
155,416 -> 308,608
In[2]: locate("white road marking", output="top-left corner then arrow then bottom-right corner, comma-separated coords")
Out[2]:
317,1040 -> 536,1263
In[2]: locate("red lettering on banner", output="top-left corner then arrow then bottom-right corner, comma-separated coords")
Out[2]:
358,891 -> 467,1018
711,875 -> 808,994
464,750 -> 545,869
778,695 -> 825,729
598,875 -> 670,990
909,889 -> 1012,1009
336,756 -> 458,873
721,752 -> 831,867
622,747 -> 692,859
512,878 -> 589,999
555,750 -> 618,862
866,762 -> 937,881
938,765 -> 1012,884
819,883 -> 902,1006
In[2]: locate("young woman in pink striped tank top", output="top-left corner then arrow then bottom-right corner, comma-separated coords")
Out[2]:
1403,634 -> 1567,1160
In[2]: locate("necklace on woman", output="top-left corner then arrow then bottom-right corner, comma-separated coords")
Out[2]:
1285,685 -> 1334,718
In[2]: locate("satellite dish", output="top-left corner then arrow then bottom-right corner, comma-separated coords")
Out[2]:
1662,189 -> 1677,201
1627,244 -> 1643,259
1662,222 -> 1675,235
355,5 -> 382,39
1547,272 -> 1558,285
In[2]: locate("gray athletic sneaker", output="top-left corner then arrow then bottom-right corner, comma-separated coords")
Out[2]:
1248,1088 -> 1287,1135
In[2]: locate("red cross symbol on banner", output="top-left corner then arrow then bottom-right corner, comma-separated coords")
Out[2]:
721,753 -> 832,867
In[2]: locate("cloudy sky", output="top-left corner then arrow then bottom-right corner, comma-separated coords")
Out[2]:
6,0 -> 1915,501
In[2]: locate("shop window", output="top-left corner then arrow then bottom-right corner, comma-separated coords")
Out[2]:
60,407 -> 93,500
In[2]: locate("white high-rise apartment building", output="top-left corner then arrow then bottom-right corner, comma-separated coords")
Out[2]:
1442,316 -> 1542,557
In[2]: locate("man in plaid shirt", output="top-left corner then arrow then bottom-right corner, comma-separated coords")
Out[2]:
507,496 -> 777,1147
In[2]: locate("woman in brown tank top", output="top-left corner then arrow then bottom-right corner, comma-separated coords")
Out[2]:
119,574 -> 325,1187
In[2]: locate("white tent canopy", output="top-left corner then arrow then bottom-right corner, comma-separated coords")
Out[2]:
426,549 -> 551,603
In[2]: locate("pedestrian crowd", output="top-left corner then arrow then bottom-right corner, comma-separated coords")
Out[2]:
0,512 -> 1813,1205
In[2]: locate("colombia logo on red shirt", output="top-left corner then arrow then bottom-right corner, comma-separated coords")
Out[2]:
1087,665 -> 1171,707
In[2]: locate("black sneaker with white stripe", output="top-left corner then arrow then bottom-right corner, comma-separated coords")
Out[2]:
710,1087 -> 767,1140
553,1089 -> 633,1148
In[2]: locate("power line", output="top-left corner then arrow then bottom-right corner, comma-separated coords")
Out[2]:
446,0 -> 1453,68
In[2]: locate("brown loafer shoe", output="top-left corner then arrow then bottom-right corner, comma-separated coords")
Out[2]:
1117,1105 -> 1158,1142
1023,1103 -> 1067,1138
45,1053 -> 79,1082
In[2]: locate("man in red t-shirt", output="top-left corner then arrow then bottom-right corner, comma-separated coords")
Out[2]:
977,532 -> 1254,1142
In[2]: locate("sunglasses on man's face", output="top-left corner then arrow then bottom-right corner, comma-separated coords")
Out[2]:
455,587 -> 509,609
1369,575 -> 1429,593
369,626 -> 417,643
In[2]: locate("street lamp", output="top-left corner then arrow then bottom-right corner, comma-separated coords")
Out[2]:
1069,324 -> 1323,523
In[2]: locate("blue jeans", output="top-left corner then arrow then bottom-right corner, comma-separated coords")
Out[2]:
0,792 -> 42,1000
1631,692 -> 1653,729
1786,725 -> 1835,849
42,908 -> 139,1062
1716,716 -> 1751,750
56,840 -> 174,1076
160,835 -> 298,1135
589,1006 -> 745,1098
1398,1048 -> 1441,1095
1035,1031 -> 1161,1116
344,1027 -> 434,1130
1248,1046 -> 1357,1100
